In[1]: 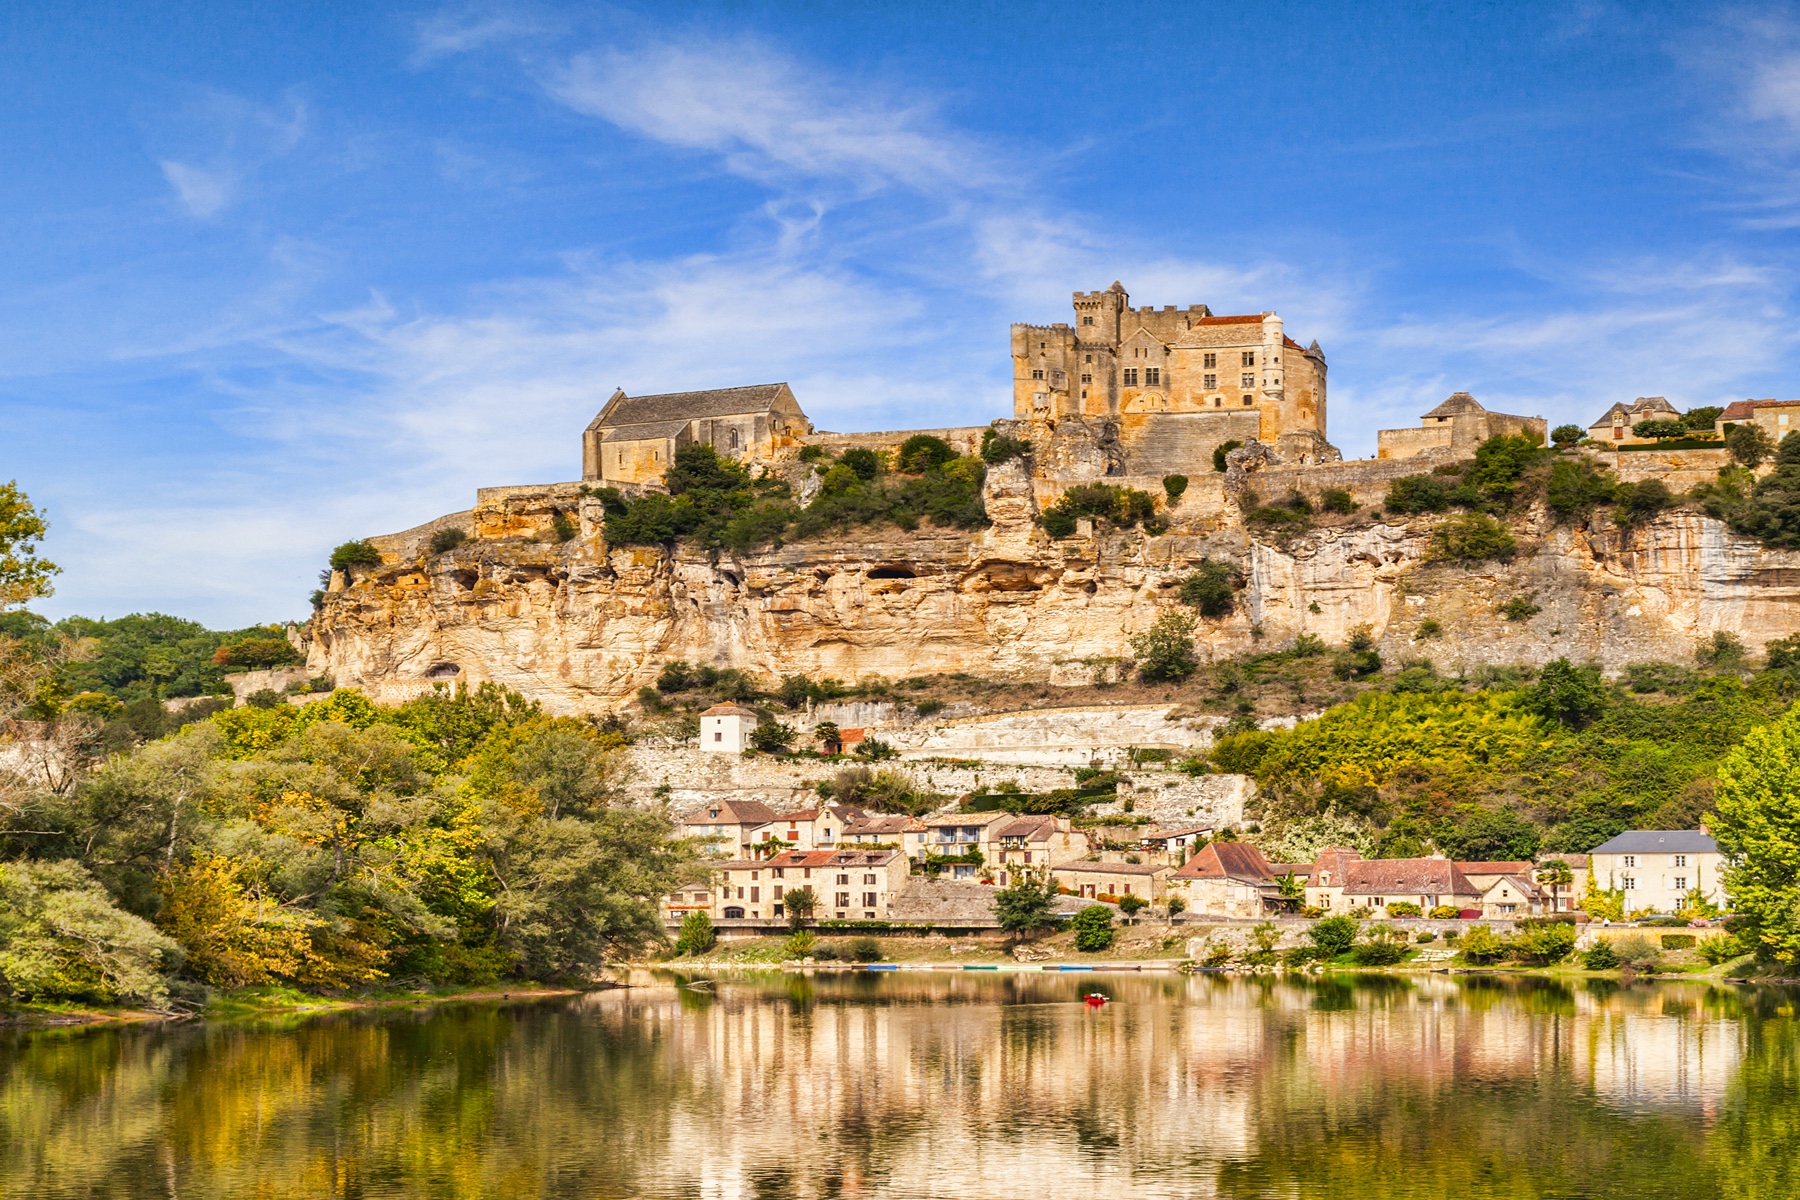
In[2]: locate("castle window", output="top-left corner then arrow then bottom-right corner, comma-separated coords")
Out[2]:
1214,398 -> 1221,407
1031,369 -> 1044,380
1146,368 -> 1160,386
1083,316 -> 1094,326
1204,373 -> 1217,389
1241,374 -> 1255,389
1243,397 -> 1253,406
1242,352 -> 1256,367
1081,374 -> 1091,384
1085,354 -> 1092,362
1123,368 -> 1138,387
1203,353 -> 1217,368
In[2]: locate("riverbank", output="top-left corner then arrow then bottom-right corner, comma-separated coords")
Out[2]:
0,982 -> 588,1029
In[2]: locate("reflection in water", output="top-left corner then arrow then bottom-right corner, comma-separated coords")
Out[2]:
1,973 -> 1795,1199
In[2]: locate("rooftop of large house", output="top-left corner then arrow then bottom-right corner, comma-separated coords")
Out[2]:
1589,830 -> 1719,855
924,811 -> 1014,828
721,848 -> 903,870
1053,861 -> 1168,876
596,383 -> 793,427
1174,842 -> 1275,883
1717,398 -> 1800,421
844,815 -> 925,835
683,799 -> 779,827
700,703 -> 760,718
996,816 -> 1067,841
1340,859 -> 1478,897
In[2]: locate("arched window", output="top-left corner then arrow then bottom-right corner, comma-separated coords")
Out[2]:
728,428 -> 739,449
723,906 -> 745,919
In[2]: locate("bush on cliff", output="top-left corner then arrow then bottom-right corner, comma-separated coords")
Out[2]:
329,540 -> 381,570
1040,484 -> 1158,539
1722,430 -> 1800,549
1130,610 -> 1199,682
1178,560 -> 1241,618
1429,513 -> 1517,563
981,427 -> 1032,464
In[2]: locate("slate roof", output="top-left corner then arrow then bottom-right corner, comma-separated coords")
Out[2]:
600,418 -> 691,444
1589,830 -> 1719,855
997,816 -> 1065,842
1591,401 -> 1634,424
601,384 -> 789,427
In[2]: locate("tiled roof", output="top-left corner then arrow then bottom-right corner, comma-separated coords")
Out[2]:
739,848 -> 902,869
997,816 -> 1063,841
683,799 -> 779,826
1589,830 -> 1718,855
924,811 -> 1013,828
1718,399 -> 1800,422
845,815 -> 925,835
1340,858 -> 1478,897
1192,314 -> 1266,325
599,383 -> 790,427
1591,401 -> 1634,424
1173,842 -> 1274,882
1481,873 -> 1542,898
1455,860 -> 1534,875
701,703 -> 760,717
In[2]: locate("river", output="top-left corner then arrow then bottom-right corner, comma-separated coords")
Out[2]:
3,971 -> 1796,1199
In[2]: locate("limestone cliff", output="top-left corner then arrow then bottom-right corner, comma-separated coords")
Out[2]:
304,440 -> 1800,713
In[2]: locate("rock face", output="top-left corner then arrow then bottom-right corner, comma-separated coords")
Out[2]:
304,456 -> 1800,712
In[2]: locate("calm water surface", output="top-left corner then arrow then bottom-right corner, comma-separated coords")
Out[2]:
3,972 -> 1798,1199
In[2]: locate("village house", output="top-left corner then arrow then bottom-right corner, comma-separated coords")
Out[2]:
1051,860 -> 1172,903
1302,847 -> 1364,911
664,882 -> 713,923
682,799 -> 779,857
923,811 -> 1015,880
1588,830 -> 1725,914
1536,853 -> 1590,912
1477,873 -> 1545,917
1170,842 -> 1278,918
1140,824 -> 1214,864
709,848 -> 910,923
699,703 -> 760,753
1586,395 -> 1681,444
841,814 -> 929,859
991,816 -> 1090,886
1715,398 -> 1800,445
768,804 -> 864,852
1339,858 -> 1482,915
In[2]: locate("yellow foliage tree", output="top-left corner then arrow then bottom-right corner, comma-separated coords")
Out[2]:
154,854 -> 314,988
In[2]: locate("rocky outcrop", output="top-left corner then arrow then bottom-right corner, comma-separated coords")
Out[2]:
304,460 -> 1800,713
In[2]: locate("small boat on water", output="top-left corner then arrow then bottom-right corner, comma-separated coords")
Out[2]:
1084,993 -> 1108,1008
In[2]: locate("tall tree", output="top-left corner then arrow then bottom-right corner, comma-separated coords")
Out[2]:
1712,705 -> 1800,964
0,481 -> 58,611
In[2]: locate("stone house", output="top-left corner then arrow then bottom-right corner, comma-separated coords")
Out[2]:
923,811 -> 1015,880
1140,824 -> 1215,864
582,383 -> 811,486
700,703 -> 760,753
840,814 -> 928,859
1588,830 -> 1724,914
1012,282 -> 1336,474
1536,853 -> 1589,912
1455,861 -> 1535,895
1170,842 -> 1277,918
1051,860 -> 1172,903
1302,847 -> 1363,911
1307,853 -> 1480,914
1377,392 -> 1546,460
1586,395 -> 1681,445
682,798 -> 779,857
707,848 -> 909,923
768,804 -> 864,852
1478,873 -> 1545,917
664,881 -> 713,923
991,816 -> 1090,886
1715,398 -> 1800,446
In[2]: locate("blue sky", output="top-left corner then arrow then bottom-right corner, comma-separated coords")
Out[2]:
6,1 -> 1800,627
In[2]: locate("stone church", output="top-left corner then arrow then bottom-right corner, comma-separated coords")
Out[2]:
582,383 -> 811,485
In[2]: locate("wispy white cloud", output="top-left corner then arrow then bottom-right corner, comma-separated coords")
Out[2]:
159,160 -> 232,217
151,89 -> 308,219
411,4 -> 548,64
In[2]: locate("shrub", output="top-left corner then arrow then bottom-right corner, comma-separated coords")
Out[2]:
1290,633 -> 1327,658
811,942 -> 840,961
1131,611 -> 1199,682
1430,513 -> 1517,563
980,428 -> 1032,464
551,512 -> 578,542
1695,630 -> 1746,669
1213,440 -> 1243,473
1071,905 -> 1115,952
1320,488 -> 1356,514
839,448 -> 883,481
329,539 -> 381,570
1659,933 -> 1697,950
1043,484 -> 1158,535
245,689 -> 284,710
1582,941 -> 1619,970
1544,457 -> 1618,521
674,911 -> 716,956
1351,935 -> 1410,966
1416,931 -> 1437,944
854,737 -> 897,761
1385,901 -> 1422,917
1611,933 -> 1662,971
1385,473 -> 1460,514
1041,508 -> 1078,538
786,930 -> 817,958
1632,419 -> 1687,442
1614,479 -> 1674,526
898,435 -> 958,474
1117,894 -> 1148,917
1521,657 -> 1609,728
1163,474 -> 1189,503
797,444 -> 827,462
1332,648 -> 1382,680
1309,915 -> 1359,958
1429,905 -> 1461,920
915,699 -> 944,717
1178,560 -> 1240,617
847,936 -> 884,962
429,527 -> 468,554
1551,424 -> 1585,446
1414,618 -> 1442,640
1697,934 -> 1744,965
1513,922 -> 1577,965
1766,633 -> 1800,670
1499,595 -> 1541,621
1458,925 -> 1508,964
0,860 -> 181,1006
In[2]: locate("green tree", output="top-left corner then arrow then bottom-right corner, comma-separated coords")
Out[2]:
897,435 -> 957,474
1543,457 -> 1617,520
1615,479 -> 1674,526
1712,702 -> 1800,964
1430,513 -> 1517,563
1458,924 -> 1508,964
0,481 -> 59,610
813,720 -> 841,751
1551,424 -> 1585,446
1308,914 -> 1358,957
783,885 -> 816,931
1130,610 -> 1199,682
748,720 -> 795,753
1631,419 -> 1687,442
675,910 -> 715,956
1117,893 -> 1148,919
1071,904 -> 1115,952
328,540 -> 381,570
1521,657 -> 1609,727
1163,474 -> 1189,503
1439,808 -> 1541,861
1727,423 -> 1776,468
993,871 -> 1060,939
1682,406 -> 1725,433
0,859 -> 181,1006
1535,859 -> 1574,914
1212,440 -> 1243,473
212,636 -> 301,671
